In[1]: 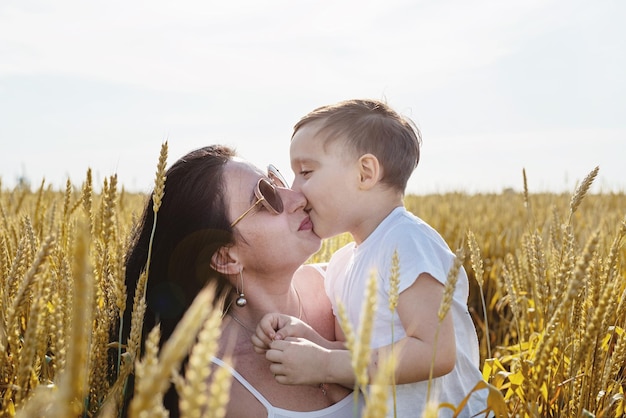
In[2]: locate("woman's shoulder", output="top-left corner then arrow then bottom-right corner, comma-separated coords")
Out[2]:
294,263 -> 327,280
293,263 -> 330,305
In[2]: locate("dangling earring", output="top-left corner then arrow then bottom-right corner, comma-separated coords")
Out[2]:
236,269 -> 247,307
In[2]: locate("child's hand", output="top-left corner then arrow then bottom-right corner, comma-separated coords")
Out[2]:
266,338 -> 330,385
251,313 -> 311,354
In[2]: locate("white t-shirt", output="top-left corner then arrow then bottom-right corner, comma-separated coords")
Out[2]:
325,206 -> 488,417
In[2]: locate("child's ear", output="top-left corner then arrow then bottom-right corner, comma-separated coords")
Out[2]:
210,246 -> 241,275
358,153 -> 381,190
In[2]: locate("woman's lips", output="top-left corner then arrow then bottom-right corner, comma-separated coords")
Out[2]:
299,216 -> 313,231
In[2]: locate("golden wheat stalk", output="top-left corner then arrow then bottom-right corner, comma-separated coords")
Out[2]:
14,384 -> 56,417
206,354 -> 233,418
362,353 -> 394,418
60,179 -> 72,248
119,142 -> 169,387
143,141 -> 168,295
571,242 -> 617,372
101,174 -> 118,247
32,180 -> 46,236
568,166 -> 599,221
467,230 -> 492,359
522,168 -> 529,210
130,325 -> 168,418
388,249 -> 400,416
125,270 -> 149,367
1,236 -> 26,366
337,271 -> 379,417
129,284 -> 215,416
336,300 -> 361,414
427,247 -> 462,402
531,230 -> 601,403
420,400 -> 441,418
51,227 -> 93,417
5,235 -> 55,367
551,224 -> 575,318
179,304 -> 223,417
81,168 -> 94,231
388,250 -> 400,313
337,302 -> 356,355
354,270 -> 377,390
14,269 -> 49,406
152,141 -> 168,214
501,254 -> 522,333
0,235 -> 9,362
602,217 -> 626,298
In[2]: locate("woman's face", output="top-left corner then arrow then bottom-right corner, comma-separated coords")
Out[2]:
223,159 -> 321,274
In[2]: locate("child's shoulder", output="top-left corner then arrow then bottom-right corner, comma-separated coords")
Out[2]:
380,209 -> 449,251
382,208 -> 430,236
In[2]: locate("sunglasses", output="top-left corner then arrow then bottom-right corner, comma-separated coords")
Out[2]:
230,165 -> 288,228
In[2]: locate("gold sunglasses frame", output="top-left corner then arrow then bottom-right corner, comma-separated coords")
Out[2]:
229,165 -> 288,228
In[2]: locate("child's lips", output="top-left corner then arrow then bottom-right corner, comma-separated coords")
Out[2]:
299,216 -> 313,231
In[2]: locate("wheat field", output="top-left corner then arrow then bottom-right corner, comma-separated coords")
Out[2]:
1,146 -> 625,417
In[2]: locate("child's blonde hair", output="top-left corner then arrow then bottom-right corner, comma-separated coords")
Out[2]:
292,99 -> 421,192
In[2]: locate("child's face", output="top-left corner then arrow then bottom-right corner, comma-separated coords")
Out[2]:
290,122 -> 360,239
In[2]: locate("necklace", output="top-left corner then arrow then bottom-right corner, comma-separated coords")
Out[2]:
226,287 -> 326,397
229,311 -> 255,334
228,286 -> 303,334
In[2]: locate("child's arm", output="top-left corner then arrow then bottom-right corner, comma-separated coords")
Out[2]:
263,273 -> 456,386
377,271 -> 456,383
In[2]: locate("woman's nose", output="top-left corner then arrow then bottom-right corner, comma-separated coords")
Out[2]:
279,188 -> 307,213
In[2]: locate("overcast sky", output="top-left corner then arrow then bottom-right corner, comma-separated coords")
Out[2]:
1,0 -> 624,195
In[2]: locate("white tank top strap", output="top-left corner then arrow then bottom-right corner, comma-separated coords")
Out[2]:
211,356 -> 362,418
210,357 -> 274,413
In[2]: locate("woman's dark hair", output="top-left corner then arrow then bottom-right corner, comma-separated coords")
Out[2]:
121,145 -> 237,416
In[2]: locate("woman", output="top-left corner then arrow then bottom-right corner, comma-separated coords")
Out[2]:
123,145 -> 361,417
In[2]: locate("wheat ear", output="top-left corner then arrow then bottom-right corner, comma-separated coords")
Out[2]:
336,301 -> 359,414
354,270 -> 378,390
118,141 -> 169,389
130,325 -> 168,418
207,354 -> 233,418
129,284 -> 215,416
568,166 -> 599,222
142,141 -> 168,294
179,303 -> 223,417
362,354 -> 395,418
533,230 -> 600,400
14,266 -> 49,406
53,228 -> 93,417
467,230 -> 491,359
387,249 -> 400,417
81,168 -> 93,232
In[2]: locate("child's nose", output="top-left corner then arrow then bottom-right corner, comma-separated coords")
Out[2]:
290,177 -> 303,192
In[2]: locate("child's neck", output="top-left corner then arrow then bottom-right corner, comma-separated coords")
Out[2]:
351,191 -> 404,245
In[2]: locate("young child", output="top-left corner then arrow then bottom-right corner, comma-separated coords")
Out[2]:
253,99 -> 488,417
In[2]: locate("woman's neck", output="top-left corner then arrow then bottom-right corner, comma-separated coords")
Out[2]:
226,276 -> 303,331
